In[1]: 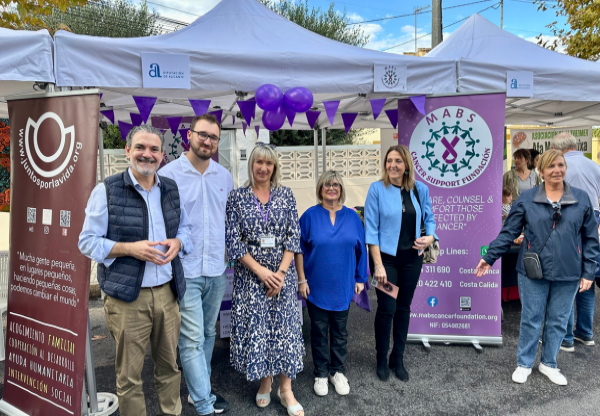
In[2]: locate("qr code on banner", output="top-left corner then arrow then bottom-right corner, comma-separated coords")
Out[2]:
27,207 -> 36,224
60,210 -> 71,228
460,296 -> 472,311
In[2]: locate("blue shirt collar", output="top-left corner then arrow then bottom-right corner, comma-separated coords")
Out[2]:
127,167 -> 160,190
564,150 -> 583,158
179,152 -> 217,175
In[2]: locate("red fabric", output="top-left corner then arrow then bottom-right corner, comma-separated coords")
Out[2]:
502,286 -> 520,301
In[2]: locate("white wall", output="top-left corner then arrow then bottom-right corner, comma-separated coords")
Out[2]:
235,128 -> 270,187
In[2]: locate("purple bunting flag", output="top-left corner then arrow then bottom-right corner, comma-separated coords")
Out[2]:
100,109 -> 114,124
118,120 -> 133,142
323,101 -> 340,126
369,98 -> 386,120
237,100 -> 256,125
232,115 -> 235,125
305,110 -> 321,129
385,109 -> 399,129
133,96 -> 157,124
99,93 -> 103,101
209,109 -> 223,124
188,99 -> 211,116
130,113 -> 143,126
284,106 -> 296,127
255,125 -> 260,138
167,116 -> 183,136
151,116 -> 170,130
341,113 -> 358,135
179,129 -> 190,145
242,122 -> 247,136
409,95 -> 427,116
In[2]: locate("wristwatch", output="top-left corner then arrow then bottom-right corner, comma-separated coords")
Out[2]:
278,268 -> 288,275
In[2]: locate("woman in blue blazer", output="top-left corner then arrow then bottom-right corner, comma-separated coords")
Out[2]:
365,145 -> 438,382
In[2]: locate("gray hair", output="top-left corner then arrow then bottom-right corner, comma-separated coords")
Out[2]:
126,125 -> 165,149
245,144 -> 281,188
316,170 -> 346,204
551,132 -> 578,152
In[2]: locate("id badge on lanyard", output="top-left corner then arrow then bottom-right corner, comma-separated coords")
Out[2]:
254,192 -> 275,249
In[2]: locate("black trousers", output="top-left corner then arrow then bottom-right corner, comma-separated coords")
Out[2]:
374,249 -> 423,357
307,300 -> 350,377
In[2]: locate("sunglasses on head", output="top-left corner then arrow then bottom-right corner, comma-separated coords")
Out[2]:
551,202 -> 562,223
255,141 -> 276,150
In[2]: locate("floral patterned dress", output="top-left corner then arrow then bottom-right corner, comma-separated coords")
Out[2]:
225,185 -> 304,381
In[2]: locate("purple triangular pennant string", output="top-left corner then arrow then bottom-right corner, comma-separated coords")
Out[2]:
188,99 -> 211,116
209,110 -> 223,124
284,106 -> 296,127
237,101 -> 256,125
133,96 -> 157,124
100,109 -> 114,124
323,101 -> 340,126
409,95 -> 427,116
118,121 -> 133,142
305,110 -> 321,129
179,129 -> 190,145
242,122 -> 247,136
167,116 -> 183,136
341,113 -> 358,135
151,116 -> 169,130
99,93 -> 103,101
369,98 -> 386,120
255,125 -> 260,137
385,109 -> 399,129
130,113 -> 143,126
232,115 -> 235,125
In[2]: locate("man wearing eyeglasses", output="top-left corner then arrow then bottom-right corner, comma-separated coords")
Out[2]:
551,133 -> 600,352
160,114 -> 234,415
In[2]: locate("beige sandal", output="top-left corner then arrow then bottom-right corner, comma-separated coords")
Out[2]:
278,387 -> 304,416
256,377 -> 272,408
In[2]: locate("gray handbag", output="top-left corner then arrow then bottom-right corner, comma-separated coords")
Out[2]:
523,226 -> 554,280
414,186 -> 440,264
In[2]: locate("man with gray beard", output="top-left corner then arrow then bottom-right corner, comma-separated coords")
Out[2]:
79,125 -> 192,416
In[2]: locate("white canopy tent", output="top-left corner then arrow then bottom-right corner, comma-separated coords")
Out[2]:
53,0 -> 457,130
427,14 -> 600,126
0,28 -> 55,118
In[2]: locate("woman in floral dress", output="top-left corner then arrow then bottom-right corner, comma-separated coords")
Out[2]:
225,142 -> 305,416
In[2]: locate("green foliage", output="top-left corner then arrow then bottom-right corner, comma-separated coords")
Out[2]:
0,0 -> 87,29
25,0 -> 161,37
259,0 -> 369,47
103,124 -> 126,149
270,129 -> 374,147
536,0 -> 600,60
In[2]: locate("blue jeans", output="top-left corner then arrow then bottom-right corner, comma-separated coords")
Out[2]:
564,210 -> 599,343
517,273 -> 579,369
178,273 -> 227,416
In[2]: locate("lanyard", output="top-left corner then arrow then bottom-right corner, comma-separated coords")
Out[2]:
253,192 -> 272,225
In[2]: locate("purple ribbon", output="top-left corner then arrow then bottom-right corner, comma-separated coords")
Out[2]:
253,192 -> 272,225
441,136 -> 460,163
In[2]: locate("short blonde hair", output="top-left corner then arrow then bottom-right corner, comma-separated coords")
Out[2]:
537,149 -> 566,175
382,145 -> 416,190
316,170 -> 346,204
246,144 -> 281,188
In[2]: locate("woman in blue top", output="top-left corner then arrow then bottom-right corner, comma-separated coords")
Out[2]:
296,170 -> 368,398
365,145 -> 438,382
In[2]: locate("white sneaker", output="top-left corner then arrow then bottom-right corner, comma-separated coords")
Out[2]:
187,394 -> 194,405
539,363 -> 567,386
314,377 -> 328,396
512,367 -> 532,384
329,372 -> 350,395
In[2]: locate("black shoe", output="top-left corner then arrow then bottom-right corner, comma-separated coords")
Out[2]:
394,361 -> 409,382
212,391 -> 230,414
376,353 -> 389,381
388,353 -> 398,370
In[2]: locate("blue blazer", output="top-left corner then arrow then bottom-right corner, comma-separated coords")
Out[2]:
365,180 -> 438,256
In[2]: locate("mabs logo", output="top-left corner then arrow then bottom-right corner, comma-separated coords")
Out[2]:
149,63 -> 162,78
510,79 -> 517,89
427,296 -> 438,307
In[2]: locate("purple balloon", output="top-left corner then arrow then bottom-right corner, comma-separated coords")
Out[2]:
283,87 -> 313,113
262,105 -> 286,131
256,84 -> 283,111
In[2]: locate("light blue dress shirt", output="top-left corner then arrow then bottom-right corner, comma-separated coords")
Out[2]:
564,151 -> 600,212
78,168 -> 193,288
159,155 -> 234,278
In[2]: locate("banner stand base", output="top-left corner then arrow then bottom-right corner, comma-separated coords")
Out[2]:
408,334 -> 502,351
0,400 -> 30,416
87,393 -> 118,416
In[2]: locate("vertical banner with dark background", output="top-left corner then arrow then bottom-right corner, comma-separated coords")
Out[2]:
397,93 -> 505,344
2,92 -> 99,416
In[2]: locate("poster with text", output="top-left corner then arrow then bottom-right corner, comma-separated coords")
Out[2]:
510,125 -> 592,160
397,94 -> 505,342
3,92 -> 99,415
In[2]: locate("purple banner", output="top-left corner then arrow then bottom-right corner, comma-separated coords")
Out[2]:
397,93 -> 505,340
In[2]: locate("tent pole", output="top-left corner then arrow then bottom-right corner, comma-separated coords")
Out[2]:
98,126 -> 105,182
314,129 -> 319,189
321,128 -> 327,176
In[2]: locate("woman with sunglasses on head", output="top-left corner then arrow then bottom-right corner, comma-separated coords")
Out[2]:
225,142 -> 305,416
364,145 -> 438,382
475,149 -> 600,386
295,170 -> 368,397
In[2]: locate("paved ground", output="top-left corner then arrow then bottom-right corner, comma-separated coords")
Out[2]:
2,288 -> 600,416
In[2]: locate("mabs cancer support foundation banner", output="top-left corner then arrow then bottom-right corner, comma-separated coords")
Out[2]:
1,92 -> 99,416
397,93 -> 505,344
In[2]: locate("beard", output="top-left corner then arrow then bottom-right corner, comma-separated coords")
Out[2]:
131,156 -> 159,177
191,140 -> 215,161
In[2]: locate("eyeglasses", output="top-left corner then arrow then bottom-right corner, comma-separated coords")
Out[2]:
191,130 -> 220,144
323,183 -> 341,190
256,141 -> 277,150
551,202 -> 562,223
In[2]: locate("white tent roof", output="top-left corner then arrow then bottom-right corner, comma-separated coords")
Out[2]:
53,0 -> 457,130
427,14 -> 600,126
0,28 -> 55,118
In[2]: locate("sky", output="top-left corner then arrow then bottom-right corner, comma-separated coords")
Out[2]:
142,0 -> 568,54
